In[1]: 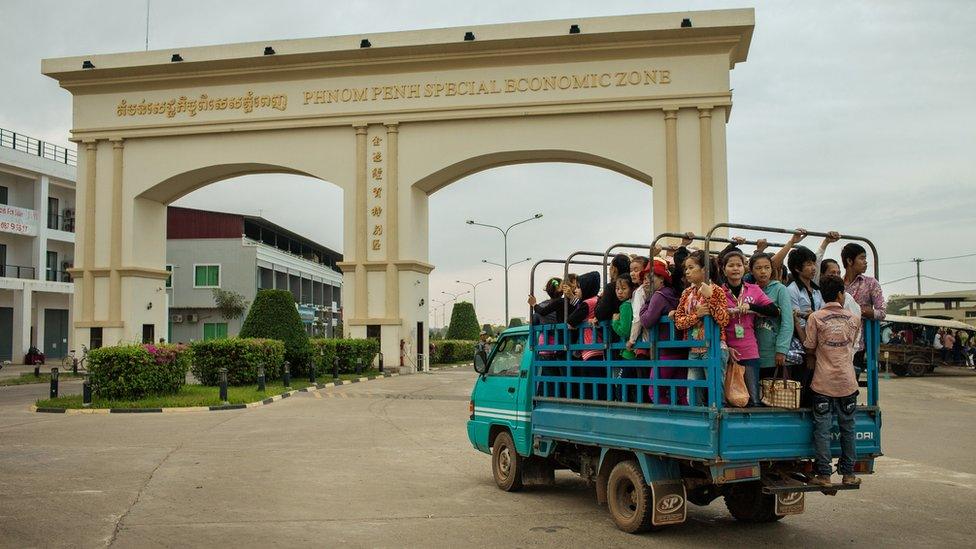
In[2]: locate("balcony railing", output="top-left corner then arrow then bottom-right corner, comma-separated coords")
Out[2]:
0,128 -> 76,166
46,213 -> 76,232
45,269 -> 73,283
0,265 -> 36,279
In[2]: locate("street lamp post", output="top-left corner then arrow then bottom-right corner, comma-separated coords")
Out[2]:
431,298 -> 447,329
440,290 -> 470,328
466,213 -> 543,325
455,278 -> 492,314
482,257 -> 532,325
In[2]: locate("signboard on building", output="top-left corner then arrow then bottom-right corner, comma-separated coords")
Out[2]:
0,205 -> 38,236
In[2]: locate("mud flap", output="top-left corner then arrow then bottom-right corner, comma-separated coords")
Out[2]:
774,491 -> 805,516
650,480 -> 687,526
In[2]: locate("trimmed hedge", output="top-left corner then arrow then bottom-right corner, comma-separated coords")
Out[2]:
431,340 -> 477,364
446,301 -> 480,340
88,344 -> 190,400
310,338 -> 380,374
239,289 -> 311,369
190,338 -> 285,386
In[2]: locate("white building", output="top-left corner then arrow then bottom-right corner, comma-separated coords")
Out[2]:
0,128 -> 76,362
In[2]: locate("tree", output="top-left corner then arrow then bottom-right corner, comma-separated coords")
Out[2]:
446,301 -> 480,340
239,289 -> 311,373
211,288 -> 249,320
508,317 -> 524,328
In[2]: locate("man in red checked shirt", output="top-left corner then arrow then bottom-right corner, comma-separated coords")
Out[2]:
841,243 -> 886,380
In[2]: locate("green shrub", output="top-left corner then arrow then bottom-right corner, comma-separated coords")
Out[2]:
432,340 -> 477,364
508,317 -> 524,327
310,338 -> 380,374
239,289 -> 311,370
446,301 -> 480,340
88,344 -> 190,400
190,338 -> 285,385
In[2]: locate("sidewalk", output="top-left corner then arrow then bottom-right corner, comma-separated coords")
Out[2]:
0,362 -> 73,379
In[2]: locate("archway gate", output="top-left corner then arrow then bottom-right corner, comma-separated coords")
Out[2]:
43,9 -> 753,371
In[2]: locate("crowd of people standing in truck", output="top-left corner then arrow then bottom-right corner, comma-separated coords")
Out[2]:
528,229 -> 886,408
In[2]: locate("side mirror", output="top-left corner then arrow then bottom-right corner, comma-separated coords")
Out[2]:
473,351 -> 489,375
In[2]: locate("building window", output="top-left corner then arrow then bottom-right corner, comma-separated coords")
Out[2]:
90,327 -> 103,349
193,264 -> 220,288
966,311 -> 976,318
165,265 -> 173,288
203,322 -> 228,340
0,186 -> 7,205
48,197 -> 60,230
46,251 -> 58,281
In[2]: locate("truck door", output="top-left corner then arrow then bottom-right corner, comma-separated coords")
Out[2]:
473,333 -> 531,451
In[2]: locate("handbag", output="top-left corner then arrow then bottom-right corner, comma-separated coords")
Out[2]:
723,349 -> 750,408
761,364 -> 803,409
785,336 -> 806,366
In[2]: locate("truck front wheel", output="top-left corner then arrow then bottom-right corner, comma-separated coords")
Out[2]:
723,482 -> 783,523
491,431 -> 523,492
607,460 -> 654,533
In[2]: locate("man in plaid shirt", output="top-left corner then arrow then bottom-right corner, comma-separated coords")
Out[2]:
841,243 -> 885,379
804,275 -> 862,487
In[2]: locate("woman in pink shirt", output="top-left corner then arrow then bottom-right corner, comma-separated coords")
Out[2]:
721,250 -> 781,406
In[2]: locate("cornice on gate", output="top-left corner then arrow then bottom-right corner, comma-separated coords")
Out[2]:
42,9 -> 754,89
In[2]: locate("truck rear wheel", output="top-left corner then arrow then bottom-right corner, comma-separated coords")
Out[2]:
723,481 -> 783,523
491,431 -> 523,492
607,460 -> 654,533
906,357 -> 929,377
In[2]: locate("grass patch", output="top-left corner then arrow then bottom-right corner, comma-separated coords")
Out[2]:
0,372 -> 85,386
35,370 -> 382,409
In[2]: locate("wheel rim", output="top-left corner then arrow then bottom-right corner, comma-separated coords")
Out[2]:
497,445 -> 511,479
613,478 -> 637,519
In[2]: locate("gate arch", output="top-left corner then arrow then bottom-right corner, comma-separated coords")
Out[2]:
43,9 -> 754,370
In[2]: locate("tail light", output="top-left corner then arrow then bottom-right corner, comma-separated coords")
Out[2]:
854,460 -> 874,474
469,400 -> 474,420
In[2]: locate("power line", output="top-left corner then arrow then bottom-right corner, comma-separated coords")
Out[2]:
882,251 -> 976,265
922,275 -> 976,285
881,275 -> 916,286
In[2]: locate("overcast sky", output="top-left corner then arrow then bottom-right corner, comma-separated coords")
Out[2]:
2,0 -> 974,327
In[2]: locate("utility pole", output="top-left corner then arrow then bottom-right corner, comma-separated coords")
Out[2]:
912,258 -> 923,295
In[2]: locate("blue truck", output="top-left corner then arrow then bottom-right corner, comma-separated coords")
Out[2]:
466,225 -> 883,533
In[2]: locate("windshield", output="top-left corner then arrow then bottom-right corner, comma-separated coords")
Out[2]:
489,334 -> 528,376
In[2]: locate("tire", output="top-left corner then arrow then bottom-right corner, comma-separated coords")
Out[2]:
723,482 -> 783,523
491,431 -> 523,492
906,357 -> 929,377
890,363 -> 909,377
607,460 -> 654,533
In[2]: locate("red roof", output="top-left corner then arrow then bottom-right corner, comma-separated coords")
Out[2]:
167,207 -> 242,239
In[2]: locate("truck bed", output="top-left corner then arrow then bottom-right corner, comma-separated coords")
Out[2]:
532,398 -> 882,463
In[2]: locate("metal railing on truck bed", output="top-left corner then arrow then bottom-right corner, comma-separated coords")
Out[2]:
528,225 -> 882,410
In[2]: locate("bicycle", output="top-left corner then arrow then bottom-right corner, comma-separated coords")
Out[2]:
61,345 -> 89,374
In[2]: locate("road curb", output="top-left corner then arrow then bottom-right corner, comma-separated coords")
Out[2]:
32,372 -> 401,415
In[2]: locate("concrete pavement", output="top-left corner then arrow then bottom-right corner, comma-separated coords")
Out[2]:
1,368 -> 975,547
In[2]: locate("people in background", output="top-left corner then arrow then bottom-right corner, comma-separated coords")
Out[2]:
805,274 -> 862,488
640,258 -> 686,404
842,242 -> 887,377
722,250 -> 780,406
626,256 -> 652,358
674,250 -> 730,406
787,245 -> 823,386
820,259 -> 863,321
595,254 -> 633,323
751,253 -> 794,385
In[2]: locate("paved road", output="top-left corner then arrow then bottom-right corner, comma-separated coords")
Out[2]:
1,368 -> 974,548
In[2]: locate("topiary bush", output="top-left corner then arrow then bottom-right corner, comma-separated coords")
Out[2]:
446,301 -> 480,340
88,344 -> 191,400
432,340 -> 477,364
239,289 -> 311,371
190,338 -> 285,385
